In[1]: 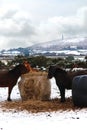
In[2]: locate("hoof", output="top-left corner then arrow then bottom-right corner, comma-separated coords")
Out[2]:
60,99 -> 66,103
7,98 -> 12,101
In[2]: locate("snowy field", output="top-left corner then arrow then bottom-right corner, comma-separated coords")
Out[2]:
0,78 -> 87,130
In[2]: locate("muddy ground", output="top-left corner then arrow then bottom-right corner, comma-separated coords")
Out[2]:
0,98 -> 80,113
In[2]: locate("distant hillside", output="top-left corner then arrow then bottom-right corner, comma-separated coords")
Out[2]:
0,37 -> 87,56
29,37 -> 87,51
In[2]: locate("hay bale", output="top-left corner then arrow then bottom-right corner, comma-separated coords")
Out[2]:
18,72 -> 51,101
72,75 -> 87,107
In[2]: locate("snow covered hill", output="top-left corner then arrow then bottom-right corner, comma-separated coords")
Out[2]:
30,37 -> 87,51
0,37 -> 87,56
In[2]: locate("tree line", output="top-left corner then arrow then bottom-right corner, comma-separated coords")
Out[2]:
0,55 -> 87,70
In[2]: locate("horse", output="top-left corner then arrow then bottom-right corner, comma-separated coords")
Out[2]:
0,62 -> 30,101
47,65 -> 87,102
23,61 -> 39,72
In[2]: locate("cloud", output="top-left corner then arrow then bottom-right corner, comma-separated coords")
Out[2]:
0,5 -> 35,37
33,6 -> 87,42
0,20 -> 36,37
77,7 -> 87,32
0,4 -> 36,49
0,4 -> 87,49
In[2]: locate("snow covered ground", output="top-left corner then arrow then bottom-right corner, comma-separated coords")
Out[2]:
0,78 -> 87,130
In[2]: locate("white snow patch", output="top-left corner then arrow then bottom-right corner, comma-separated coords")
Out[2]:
0,78 -> 87,130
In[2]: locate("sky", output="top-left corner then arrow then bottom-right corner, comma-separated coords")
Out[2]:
0,0 -> 87,49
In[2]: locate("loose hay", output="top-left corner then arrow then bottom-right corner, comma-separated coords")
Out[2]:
1,98 -> 77,113
0,72 -> 80,113
18,71 -> 51,101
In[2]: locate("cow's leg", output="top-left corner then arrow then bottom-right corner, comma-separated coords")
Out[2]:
7,86 -> 13,101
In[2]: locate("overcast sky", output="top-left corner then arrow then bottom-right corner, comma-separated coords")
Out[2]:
0,0 -> 87,49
